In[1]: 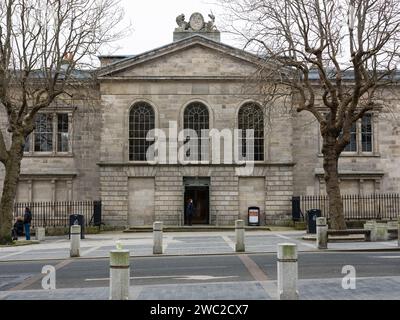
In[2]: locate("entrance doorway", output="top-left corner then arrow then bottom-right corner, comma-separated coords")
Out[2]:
183,178 -> 210,225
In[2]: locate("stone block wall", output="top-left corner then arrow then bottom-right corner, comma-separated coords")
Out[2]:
100,166 -> 128,226
210,167 -> 239,226
155,167 -> 184,225
265,166 -> 294,224
99,164 -> 294,227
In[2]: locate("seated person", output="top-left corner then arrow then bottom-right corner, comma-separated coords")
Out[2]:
11,217 -> 24,240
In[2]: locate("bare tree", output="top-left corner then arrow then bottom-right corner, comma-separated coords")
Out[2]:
218,0 -> 400,229
0,0 -> 127,244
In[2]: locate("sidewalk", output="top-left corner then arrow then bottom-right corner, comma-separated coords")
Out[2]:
2,276 -> 400,300
0,230 -> 398,262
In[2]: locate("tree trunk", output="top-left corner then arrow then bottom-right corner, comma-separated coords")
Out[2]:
322,135 -> 347,230
0,133 -> 24,244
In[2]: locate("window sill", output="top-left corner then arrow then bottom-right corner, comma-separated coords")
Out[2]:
23,153 -> 74,158
317,153 -> 381,158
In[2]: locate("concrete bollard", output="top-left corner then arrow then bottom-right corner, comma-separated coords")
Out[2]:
376,224 -> 389,241
109,249 -> 130,300
35,227 -> 46,241
70,225 -> 81,257
398,219 -> 400,247
235,220 -> 245,252
364,220 -> 377,242
316,217 -> 328,249
277,243 -> 299,300
153,221 -> 163,254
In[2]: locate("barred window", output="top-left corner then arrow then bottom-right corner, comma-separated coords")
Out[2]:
34,114 -> 53,152
238,103 -> 264,161
26,113 -> 70,154
361,114 -> 373,152
341,114 -> 373,154
129,102 -> 155,161
183,102 -> 209,162
57,114 -> 69,152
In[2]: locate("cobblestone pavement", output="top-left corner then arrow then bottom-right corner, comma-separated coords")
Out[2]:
0,231 -> 398,261
1,276 -> 400,300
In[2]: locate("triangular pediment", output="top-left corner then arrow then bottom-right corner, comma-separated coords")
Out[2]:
98,35 -> 263,79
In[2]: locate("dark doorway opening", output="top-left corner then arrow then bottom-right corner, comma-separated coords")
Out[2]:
184,186 -> 210,225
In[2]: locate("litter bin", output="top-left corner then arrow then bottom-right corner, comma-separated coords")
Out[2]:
306,209 -> 321,234
69,214 -> 85,239
248,207 -> 260,226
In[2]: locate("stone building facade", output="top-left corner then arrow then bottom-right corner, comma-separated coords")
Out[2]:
2,13 -> 400,227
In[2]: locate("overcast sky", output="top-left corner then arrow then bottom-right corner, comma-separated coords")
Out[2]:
109,0 -> 233,56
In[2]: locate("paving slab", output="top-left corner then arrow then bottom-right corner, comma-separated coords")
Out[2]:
2,276 -> 400,300
0,231 -> 398,262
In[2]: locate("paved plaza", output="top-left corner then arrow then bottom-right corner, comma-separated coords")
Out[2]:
1,277 -> 400,300
0,231 -> 398,262
0,230 -> 399,300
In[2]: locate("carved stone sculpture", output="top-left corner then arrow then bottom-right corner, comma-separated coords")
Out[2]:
175,14 -> 189,31
206,13 -> 217,31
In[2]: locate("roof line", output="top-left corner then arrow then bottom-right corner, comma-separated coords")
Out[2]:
97,34 -> 262,76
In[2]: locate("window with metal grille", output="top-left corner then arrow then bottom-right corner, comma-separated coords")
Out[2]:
339,114 -> 373,154
25,113 -> 70,154
129,102 -> 155,161
34,114 -> 53,152
57,114 -> 69,152
238,103 -> 264,161
183,102 -> 209,162
361,114 -> 373,152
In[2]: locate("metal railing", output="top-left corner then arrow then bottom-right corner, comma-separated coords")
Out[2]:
298,193 -> 400,220
13,201 -> 101,228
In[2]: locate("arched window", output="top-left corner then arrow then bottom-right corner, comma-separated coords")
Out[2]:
238,103 -> 264,161
129,102 -> 155,161
184,102 -> 209,162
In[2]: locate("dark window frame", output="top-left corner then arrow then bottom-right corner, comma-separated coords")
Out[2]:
341,114 -> 374,154
361,114 -> 373,152
57,113 -> 69,153
24,112 -> 71,155
238,102 -> 264,161
129,102 -> 155,162
183,102 -> 210,162
34,113 -> 54,152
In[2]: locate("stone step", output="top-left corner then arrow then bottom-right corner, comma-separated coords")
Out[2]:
302,234 -> 365,241
124,225 -> 271,233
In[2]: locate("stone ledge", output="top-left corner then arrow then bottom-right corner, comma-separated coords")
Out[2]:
124,225 -> 272,233
302,234 -> 365,241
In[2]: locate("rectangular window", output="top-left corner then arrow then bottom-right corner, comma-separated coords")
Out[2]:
361,114 -> 373,152
344,122 -> 357,152
57,114 -> 69,152
34,114 -> 53,152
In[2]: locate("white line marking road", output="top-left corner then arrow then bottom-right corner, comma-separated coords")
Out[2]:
81,246 -> 101,256
222,236 -> 235,250
275,234 -> 316,248
85,275 -> 239,282
0,250 -> 31,260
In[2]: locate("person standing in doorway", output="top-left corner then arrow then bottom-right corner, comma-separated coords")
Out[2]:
186,199 -> 194,226
23,207 -> 32,240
